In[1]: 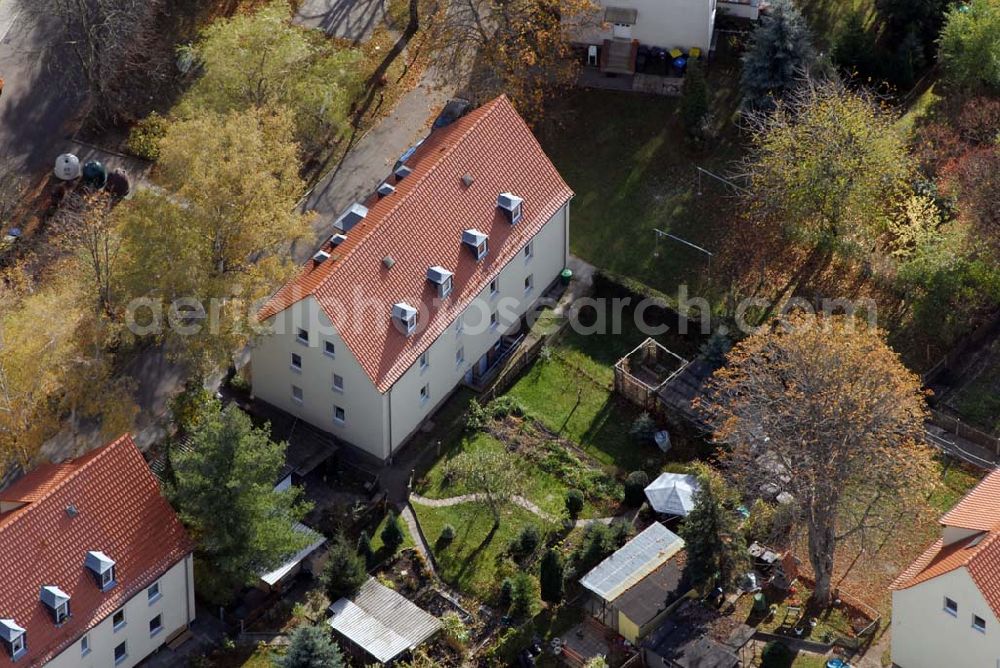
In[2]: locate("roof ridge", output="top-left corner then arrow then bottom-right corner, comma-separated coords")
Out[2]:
0,434 -> 133,534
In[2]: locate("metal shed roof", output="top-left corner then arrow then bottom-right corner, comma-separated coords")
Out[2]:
579,522 -> 685,602
328,578 -> 441,664
259,523 -> 325,587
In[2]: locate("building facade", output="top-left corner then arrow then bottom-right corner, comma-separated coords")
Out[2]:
251,96 -> 574,462
576,0 -> 717,54
0,434 -> 195,668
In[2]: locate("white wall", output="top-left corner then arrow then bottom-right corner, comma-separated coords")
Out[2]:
46,554 -> 195,668
580,0 -> 715,52
892,567 -> 1000,668
251,297 -> 390,460
250,203 -> 570,463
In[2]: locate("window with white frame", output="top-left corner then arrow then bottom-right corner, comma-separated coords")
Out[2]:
333,374 -> 344,392
149,615 -> 163,637
456,346 -> 464,367
973,614 -> 986,633
290,352 -> 302,372
475,238 -> 489,260
296,328 -> 309,345
420,352 -> 429,371
148,581 -> 161,604
524,274 -> 534,293
945,597 -> 958,616
524,241 -> 533,260
114,641 -> 127,665
292,385 -> 304,405
419,384 -> 430,404
324,340 -> 336,357
490,311 -> 498,329
81,634 -> 90,656
54,601 -> 69,624
489,278 -> 498,297
9,633 -> 25,660
334,405 -> 346,425
101,567 -> 115,589
112,609 -> 126,632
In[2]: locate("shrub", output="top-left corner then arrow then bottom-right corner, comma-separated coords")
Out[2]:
441,611 -> 470,650
509,572 -> 541,618
498,577 -> 514,607
439,524 -> 456,547
761,640 -> 791,667
489,395 -> 527,419
281,625 -> 345,668
126,111 -> 168,161
575,523 -> 617,573
681,60 -> 709,137
357,530 -> 374,565
565,489 -> 585,520
629,413 -> 657,444
624,470 -> 650,507
540,549 -> 565,603
511,525 -> 541,560
380,511 -> 405,554
939,0 -> 1000,92
464,401 -> 490,431
323,532 -> 368,601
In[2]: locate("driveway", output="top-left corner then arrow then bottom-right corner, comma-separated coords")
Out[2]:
294,0 -> 387,42
0,0 -> 85,174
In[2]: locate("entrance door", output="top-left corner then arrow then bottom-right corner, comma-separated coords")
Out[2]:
612,22 -> 632,39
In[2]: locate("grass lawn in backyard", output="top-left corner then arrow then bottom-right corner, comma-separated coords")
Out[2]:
412,501 -> 555,600
369,509 -> 416,554
944,339 -> 1000,435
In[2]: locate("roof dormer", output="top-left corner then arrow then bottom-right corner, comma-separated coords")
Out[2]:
312,250 -> 331,265
497,192 -> 524,224
392,303 -> 418,336
334,203 -> 368,233
85,550 -> 117,592
330,234 -> 347,247
39,586 -> 71,625
426,266 -> 454,299
462,229 -> 489,261
377,182 -> 395,197
0,619 -> 26,660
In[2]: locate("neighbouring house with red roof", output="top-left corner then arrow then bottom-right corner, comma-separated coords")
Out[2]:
251,95 -> 573,462
890,467 -> 1000,668
0,435 -> 195,668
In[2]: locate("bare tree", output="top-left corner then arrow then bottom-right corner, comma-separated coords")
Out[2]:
699,313 -> 936,606
55,190 -> 121,316
443,448 -> 524,529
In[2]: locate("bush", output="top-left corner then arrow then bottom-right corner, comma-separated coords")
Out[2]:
565,489 -> 585,520
357,530 -> 374,565
510,525 -> 541,560
624,470 -> 650,507
939,0 -> 1000,91
126,111 -> 168,161
761,640 -> 791,667
575,523 -> 617,573
380,511 -> 405,554
280,625 -> 345,668
681,60 -> 709,137
439,524 -> 456,547
464,401 -> 490,431
441,611 -> 470,650
629,413 -> 657,444
498,577 -> 514,607
509,572 -> 541,618
489,395 -> 528,419
323,532 -> 368,601
540,549 -> 565,603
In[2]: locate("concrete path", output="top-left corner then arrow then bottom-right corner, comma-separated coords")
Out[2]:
294,0 -> 387,42
410,491 -> 636,529
400,503 -> 437,576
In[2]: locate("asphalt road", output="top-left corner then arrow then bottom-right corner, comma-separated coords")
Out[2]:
0,0 -> 85,175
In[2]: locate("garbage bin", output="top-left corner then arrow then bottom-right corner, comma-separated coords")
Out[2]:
560,268 -> 573,285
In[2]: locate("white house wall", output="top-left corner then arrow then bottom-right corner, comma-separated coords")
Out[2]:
579,0 -> 715,52
891,567 -> 1000,668
251,297 -> 390,460
250,203 -> 569,462
45,554 -> 195,668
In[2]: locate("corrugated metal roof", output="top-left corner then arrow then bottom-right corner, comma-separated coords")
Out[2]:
327,578 -> 441,663
579,522 -> 685,602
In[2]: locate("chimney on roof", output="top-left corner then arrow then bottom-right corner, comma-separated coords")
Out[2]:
462,174 -> 474,187
382,256 -> 396,269
65,504 -> 79,518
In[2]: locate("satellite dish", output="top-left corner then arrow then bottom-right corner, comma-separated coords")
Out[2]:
54,154 -> 81,181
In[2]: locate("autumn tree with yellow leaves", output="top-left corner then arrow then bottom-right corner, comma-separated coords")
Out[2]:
700,314 -> 935,606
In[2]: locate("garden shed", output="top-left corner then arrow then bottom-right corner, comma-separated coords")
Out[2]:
614,338 -> 690,412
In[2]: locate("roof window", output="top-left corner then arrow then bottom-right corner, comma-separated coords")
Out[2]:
40,586 -> 71,625
426,266 -> 454,298
334,203 -> 368,233
0,620 -> 26,660
497,192 -> 524,224
462,229 -> 489,261
392,303 -> 418,336
85,550 -> 117,592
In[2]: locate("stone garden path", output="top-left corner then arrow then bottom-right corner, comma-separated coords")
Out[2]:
409,492 -> 635,529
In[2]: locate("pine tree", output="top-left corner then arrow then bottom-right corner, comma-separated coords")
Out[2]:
280,625 -> 345,668
380,511 -> 405,555
740,0 -> 816,109
678,465 -> 748,591
323,532 -> 368,601
539,549 -> 565,604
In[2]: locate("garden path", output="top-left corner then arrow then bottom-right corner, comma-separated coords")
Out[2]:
409,492 -> 638,528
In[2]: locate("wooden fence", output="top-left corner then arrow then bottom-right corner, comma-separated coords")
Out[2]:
929,407 -> 1000,456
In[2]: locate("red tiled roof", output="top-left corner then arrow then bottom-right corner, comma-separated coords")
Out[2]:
939,467 -> 1000,531
0,434 -> 193,667
891,468 -> 1000,619
257,95 -> 574,392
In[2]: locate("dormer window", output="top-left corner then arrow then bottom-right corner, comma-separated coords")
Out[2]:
334,203 -> 368,233
85,550 -> 117,592
427,266 -> 454,298
330,234 -> 347,246
497,192 -> 524,225
462,229 -> 489,261
392,303 -> 418,336
40,586 -> 71,625
0,620 -> 26,660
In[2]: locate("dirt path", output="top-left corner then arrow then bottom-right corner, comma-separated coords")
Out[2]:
409,492 -> 636,529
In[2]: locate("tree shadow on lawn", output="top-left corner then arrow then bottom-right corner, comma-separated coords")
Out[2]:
578,396 -> 651,473
451,506 -> 500,585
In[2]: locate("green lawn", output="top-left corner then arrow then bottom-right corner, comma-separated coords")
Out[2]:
927,456 -> 984,514
369,510 -> 416,554
413,502 -> 554,599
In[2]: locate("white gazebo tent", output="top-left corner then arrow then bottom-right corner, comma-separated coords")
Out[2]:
644,472 -> 701,517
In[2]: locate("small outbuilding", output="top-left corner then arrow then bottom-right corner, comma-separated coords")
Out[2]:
258,522 -> 326,592
328,578 -> 441,665
645,472 -> 701,517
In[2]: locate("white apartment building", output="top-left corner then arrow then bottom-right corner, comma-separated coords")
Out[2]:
0,435 -> 195,668
251,95 -> 574,462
